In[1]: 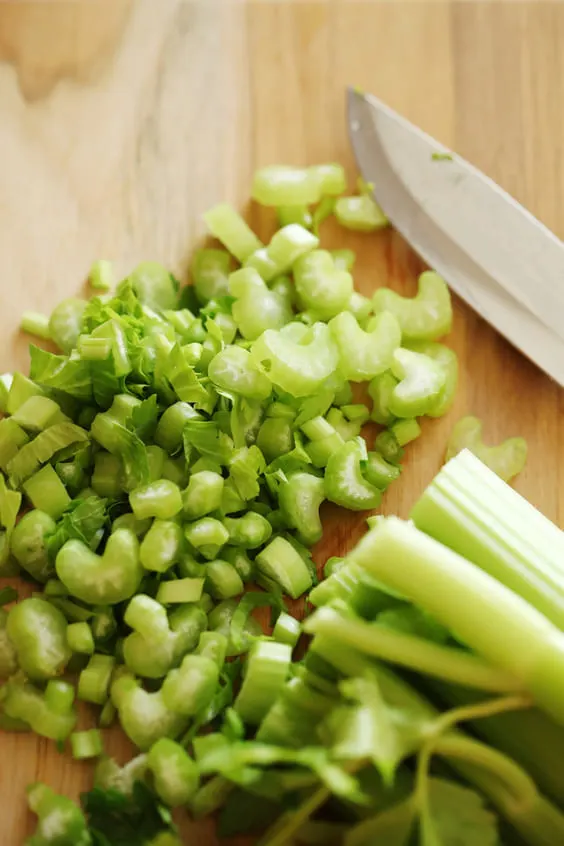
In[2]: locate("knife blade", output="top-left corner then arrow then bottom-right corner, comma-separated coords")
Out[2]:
347,87 -> 564,387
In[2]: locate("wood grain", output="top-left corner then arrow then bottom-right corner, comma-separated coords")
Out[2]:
0,2 -> 562,842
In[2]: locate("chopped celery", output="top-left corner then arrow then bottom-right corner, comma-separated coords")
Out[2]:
8,422 -> 89,488
252,166 -> 322,206
78,654 -> 115,705
0,373 -> 13,413
369,371 -> 398,425
248,224 -> 318,282
255,537 -> 312,599
373,271 -> 452,342
347,290 -> 373,323
234,640 -> 291,724
6,373 -> 45,415
390,418 -> 421,447
294,250 -> 353,319
309,163 -> 347,196
407,341 -> 458,417
445,416 -> 527,481
48,298 -> 87,354
156,578 -> 205,605
21,312 -> 51,341
0,419 -> 30,472
325,438 -> 382,510
230,268 -> 292,340
330,248 -> 356,272
191,249 -> 231,304
89,259 -> 114,292
373,430 -> 404,465
250,323 -> 339,398
204,204 -> 263,263
334,194 -> 388,232
278,471 -> 325,546
206,559 -> 244,600
362,451 -> 401,490
326,407 -> 362,441
273,612 -> 301,648
329,312 -> 401,382
23,464 -> 71,520
256,417 -> 293,463
128,262 -> 177,311
277,205 -> 313,229
389,347 -> 446,418
209,346 -> 272,400
71,728 -> 103,759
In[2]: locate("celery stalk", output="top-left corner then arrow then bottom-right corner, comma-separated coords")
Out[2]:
411,449 -> 564,631
349,516 -> 564,727
305,607 -> 522,693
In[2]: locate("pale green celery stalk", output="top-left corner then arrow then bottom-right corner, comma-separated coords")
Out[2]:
349,516 -> 564,727
304,607 -> 522,693
411,448 -> 564,631
308,559 -> 398,619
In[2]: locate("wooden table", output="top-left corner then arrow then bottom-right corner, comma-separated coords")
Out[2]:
1,2 -> 563,842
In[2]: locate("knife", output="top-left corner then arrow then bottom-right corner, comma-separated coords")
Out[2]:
347,87 -> 564,387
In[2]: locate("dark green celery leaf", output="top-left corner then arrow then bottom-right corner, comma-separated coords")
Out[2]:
46,495 -> 108,559
177,283 -> 199,313
344,798 -> 416,846
420,778 -> 499,846
183,419 -> 233,465
82,780 -> 178,846
327,673 -> 416,787
218,788 -> 282,838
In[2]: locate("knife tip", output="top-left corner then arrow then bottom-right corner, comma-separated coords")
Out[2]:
346,85 -> 369,110
346,86 -> 367,133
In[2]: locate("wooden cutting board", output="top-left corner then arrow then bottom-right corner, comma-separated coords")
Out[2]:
1,2 -> 563,842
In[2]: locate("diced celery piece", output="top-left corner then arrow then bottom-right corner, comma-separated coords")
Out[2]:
12,396 -> 67,433
0,419 -> 30,473
23,464 -> 71,520
6,374 -> 45,415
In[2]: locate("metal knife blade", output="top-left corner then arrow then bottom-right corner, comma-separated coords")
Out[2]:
347,87 -> 564,387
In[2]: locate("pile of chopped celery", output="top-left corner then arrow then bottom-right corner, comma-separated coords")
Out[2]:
2,162 -> 559,846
